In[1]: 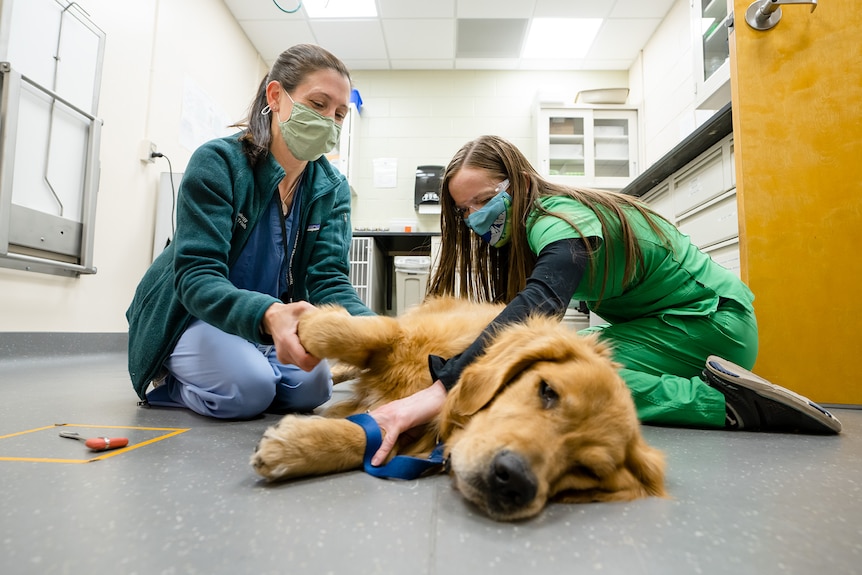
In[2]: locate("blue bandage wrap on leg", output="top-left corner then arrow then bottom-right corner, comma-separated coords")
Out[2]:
346,413 -> 445,480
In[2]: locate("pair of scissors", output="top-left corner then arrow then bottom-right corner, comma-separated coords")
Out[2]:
59,431 -> 129,451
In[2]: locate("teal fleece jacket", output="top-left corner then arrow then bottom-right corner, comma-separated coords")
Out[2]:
126,133 -> 372,400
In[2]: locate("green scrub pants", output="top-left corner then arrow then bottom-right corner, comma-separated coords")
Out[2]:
579,299 -> 758,428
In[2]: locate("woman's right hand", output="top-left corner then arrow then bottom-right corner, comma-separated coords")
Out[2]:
367,380 -> 447,466
261,301 -> 321,371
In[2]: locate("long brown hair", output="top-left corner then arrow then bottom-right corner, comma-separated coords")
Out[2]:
231,44 -> 351,166
427,135 -> 672,305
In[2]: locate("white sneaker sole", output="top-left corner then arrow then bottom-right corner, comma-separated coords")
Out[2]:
705,355 -> 842,434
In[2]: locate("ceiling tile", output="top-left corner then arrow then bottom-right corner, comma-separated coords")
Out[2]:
238,20 -> 316,63
309,20 -> 388,60
378,0 -> 455,19
457,0 -> 535,19
383,20 -> 455,59
456,19 -> 528,59
533,0 -> 613,19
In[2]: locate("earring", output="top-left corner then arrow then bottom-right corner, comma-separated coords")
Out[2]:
261,104 -> 272,116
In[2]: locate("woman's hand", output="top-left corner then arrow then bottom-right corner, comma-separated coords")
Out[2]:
368,380 -> 447,466
261,301 -> 321,371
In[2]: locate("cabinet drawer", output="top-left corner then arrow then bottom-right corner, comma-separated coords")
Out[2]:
641,183 -> 673,222
673,148 -> 726,217
677,192 -> 738,249
704,241 -> 741,277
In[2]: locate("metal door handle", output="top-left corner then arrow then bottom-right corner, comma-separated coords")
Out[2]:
745,0 -> 818,31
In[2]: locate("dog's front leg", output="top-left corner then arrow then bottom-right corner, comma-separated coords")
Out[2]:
298,306 -> 400,369
251,415 -> 366,481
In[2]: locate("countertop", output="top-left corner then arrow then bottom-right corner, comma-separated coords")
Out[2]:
353,230 -> 441,237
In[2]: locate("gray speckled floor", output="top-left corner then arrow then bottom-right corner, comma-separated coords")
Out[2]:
1,352 -> 860,575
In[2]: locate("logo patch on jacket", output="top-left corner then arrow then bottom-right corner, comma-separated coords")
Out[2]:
236,213 -> 248,229
306,224 -> 320,232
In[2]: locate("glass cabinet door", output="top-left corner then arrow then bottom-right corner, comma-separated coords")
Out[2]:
593,116 -> 632,178
701,0 -> 729,84
694,0 -> 732,108
538,107 -> 638,189
547,114 -> 585,177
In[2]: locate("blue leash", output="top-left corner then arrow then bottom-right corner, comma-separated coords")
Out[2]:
346,413 -> 445,480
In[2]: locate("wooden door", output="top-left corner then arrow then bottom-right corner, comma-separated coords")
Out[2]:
730,0 -> 862,403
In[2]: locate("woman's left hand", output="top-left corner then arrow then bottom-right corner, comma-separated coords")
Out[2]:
261,301 -> 322,371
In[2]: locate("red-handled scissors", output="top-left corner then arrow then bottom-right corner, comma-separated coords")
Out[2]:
59,431 -> 129,451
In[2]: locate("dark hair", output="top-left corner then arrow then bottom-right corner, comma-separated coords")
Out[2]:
428,135 -> 673,305
232,44 -> 351,166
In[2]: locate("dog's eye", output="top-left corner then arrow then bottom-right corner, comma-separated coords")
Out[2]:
539,381 -> 558,408
574,464 -> 601,481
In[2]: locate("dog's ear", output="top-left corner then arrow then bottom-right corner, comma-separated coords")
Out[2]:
440,320 -> 577,437
552,435 -> 667,504
624,434 -> 667,498
558,434 -> 667,504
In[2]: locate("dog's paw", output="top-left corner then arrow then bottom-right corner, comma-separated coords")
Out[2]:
251,414 -> 322,481
251,414 -> 367,481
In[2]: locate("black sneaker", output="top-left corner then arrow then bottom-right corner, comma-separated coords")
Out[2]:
703,355 -> 842,435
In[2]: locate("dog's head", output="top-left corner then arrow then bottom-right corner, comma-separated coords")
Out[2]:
438,316 -> 666,521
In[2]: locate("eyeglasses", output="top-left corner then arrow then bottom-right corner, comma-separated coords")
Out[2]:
453,179 -> 510,219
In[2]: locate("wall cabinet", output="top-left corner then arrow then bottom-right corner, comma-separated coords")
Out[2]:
536,107 -> 638,190
693,0 -> 732,109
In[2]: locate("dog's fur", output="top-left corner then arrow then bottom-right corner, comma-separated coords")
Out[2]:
251,296 -> 666,521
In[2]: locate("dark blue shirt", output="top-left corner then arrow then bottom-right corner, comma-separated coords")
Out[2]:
229,187 -> 302,301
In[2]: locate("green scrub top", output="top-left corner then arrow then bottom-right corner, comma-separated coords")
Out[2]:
526,196 -> 754,324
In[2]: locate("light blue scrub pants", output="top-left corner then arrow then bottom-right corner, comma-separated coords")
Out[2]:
146,319 -> 332,419
579,299 -> 758,428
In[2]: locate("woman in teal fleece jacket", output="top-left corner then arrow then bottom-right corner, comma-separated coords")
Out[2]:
126,44 -> 372,419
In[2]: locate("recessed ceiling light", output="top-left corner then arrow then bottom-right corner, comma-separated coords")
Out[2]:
522,18 -> 603,59
303,0 -> 377,18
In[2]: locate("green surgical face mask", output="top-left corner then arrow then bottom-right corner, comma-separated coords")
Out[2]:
277,93 -> 341,161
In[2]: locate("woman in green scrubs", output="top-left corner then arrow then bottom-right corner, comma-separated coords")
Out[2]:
364,135 -> 840,467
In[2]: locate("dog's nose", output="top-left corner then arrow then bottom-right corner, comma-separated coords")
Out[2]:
488,451 -> 538,510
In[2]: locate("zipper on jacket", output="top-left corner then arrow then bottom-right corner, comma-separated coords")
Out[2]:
278,211 -> 301,304
284,223 -> 300,302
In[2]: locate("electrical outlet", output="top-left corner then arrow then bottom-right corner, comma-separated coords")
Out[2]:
139,140 -> 158,164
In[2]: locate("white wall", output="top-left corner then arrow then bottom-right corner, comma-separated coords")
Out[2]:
0,0 -> 708,334
630,0 -> 720,166
0,0 -> 265,333
348,69 -> 628,232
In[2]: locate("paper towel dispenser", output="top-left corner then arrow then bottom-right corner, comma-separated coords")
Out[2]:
414,165 -> 444,213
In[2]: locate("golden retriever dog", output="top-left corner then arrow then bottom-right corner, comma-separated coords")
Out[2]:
251,296 -> 666,521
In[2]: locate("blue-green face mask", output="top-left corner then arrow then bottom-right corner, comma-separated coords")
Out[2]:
277,93 -> 341,161
464,180 -> 513,247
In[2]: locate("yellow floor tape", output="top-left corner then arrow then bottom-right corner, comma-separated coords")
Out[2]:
0,423 -> 189,463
